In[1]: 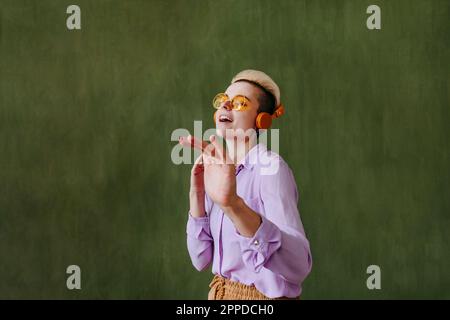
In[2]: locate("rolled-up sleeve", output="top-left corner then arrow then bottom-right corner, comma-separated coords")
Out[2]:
186,195 -> 214,271
236,157 -> 312,285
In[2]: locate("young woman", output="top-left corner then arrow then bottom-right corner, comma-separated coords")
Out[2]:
179,70 -> 312,300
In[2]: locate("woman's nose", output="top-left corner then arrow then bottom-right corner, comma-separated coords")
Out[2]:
221,101 -> 232,111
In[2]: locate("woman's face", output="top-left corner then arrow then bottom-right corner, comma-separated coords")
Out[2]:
215,81 -> 261,139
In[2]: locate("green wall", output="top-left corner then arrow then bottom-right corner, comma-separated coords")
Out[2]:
0,0 -> 449,299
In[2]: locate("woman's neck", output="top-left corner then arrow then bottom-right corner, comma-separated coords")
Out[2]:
225,135 -> 257,165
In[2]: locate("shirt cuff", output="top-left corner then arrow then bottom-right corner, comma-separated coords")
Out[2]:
235,215 -> 282,273
186,212 -> 213,241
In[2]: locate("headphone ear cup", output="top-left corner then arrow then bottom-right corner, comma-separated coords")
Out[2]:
213,111 -> 218,123
256,112 -> 272,129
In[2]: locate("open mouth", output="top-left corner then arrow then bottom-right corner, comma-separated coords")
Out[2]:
219,114 -> 233,123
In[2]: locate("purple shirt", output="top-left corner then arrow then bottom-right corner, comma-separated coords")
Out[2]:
186,143 -> 312,298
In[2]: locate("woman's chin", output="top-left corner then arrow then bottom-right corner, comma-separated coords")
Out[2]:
216,125 -> 257,141
216,125 -> 234,139
215,128 -> 227,138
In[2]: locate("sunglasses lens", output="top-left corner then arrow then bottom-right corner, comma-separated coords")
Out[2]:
213,93 -> 228,109
232,96 -> 248,110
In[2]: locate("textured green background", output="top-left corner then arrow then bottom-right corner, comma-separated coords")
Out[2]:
0,0 -> 449,299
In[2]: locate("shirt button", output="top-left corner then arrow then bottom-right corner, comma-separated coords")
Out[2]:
253,239 -> 259,246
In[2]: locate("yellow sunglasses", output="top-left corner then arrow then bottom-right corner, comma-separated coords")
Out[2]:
212,93 -> 251,111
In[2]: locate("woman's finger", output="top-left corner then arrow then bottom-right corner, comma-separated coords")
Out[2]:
194,154 -> 203,165
202,154 -> 216,166
191,154 -> 204,173
209,135 -> 226,164
179,135 -> 214,157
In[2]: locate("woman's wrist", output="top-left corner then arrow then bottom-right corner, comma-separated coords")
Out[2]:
222,196 -> 262,237
221,196 -> 245,218
189,190 -> 206,217
189,189 -> 205,197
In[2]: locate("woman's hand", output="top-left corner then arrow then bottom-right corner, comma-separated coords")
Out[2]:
180,134 -> 261,237
180,136 -> 207,217
180,135 -> 238,210
202,135 -> 239,209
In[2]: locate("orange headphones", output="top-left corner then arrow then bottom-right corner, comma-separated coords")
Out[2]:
213,104 -> 285,129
